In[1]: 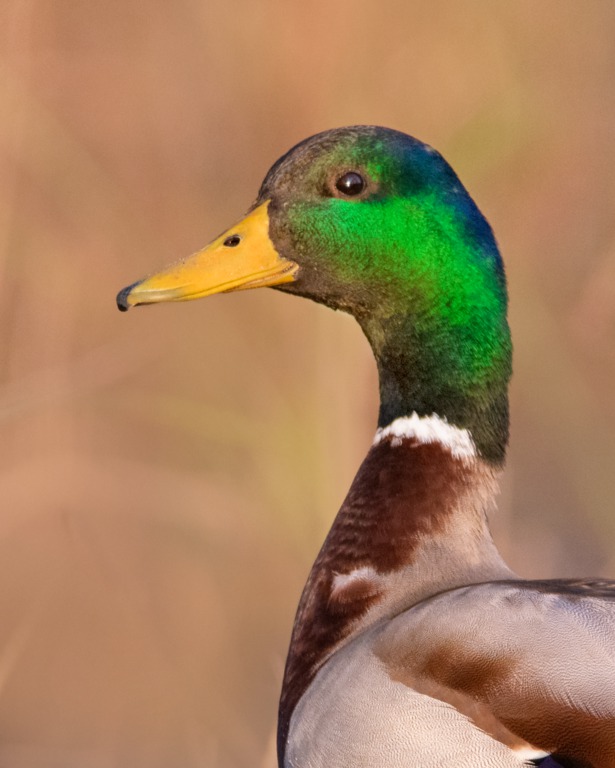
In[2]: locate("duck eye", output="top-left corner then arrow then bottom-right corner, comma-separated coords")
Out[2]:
335,172 -> 365,197
223,235 -> 241,247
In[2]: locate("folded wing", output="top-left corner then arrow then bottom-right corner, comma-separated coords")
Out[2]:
376,579 -> 615,767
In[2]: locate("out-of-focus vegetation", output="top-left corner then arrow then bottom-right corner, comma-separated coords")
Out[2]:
0,1 -> 614,766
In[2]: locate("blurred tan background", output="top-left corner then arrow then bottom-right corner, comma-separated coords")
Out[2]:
0,1 -> 614,766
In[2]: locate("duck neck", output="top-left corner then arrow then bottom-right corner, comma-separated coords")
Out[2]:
359,299 -> 512,464
278,427 -> 514,763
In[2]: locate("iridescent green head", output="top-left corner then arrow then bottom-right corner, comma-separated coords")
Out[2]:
118,126 -> 512,463
260,126 -> 511,463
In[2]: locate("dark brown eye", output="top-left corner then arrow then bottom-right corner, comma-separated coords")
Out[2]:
223,235 -> 241,247
335,172 -> 365,197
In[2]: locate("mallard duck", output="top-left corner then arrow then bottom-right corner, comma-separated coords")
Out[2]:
117,126 -> 615,768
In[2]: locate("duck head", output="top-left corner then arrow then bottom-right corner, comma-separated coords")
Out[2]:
117,126 -> 512,463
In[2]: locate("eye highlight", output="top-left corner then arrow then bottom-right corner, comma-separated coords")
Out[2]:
335,172 -> 365,197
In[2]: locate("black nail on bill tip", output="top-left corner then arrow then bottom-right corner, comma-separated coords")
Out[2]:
116,281 -> 141,311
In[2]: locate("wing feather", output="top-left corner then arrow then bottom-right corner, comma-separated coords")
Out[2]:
375,579 -> 615,767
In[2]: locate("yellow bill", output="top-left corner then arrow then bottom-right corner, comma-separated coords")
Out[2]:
116,201 -> 298,311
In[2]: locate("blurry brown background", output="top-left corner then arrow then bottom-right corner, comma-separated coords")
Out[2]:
0,1 -> 614,766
